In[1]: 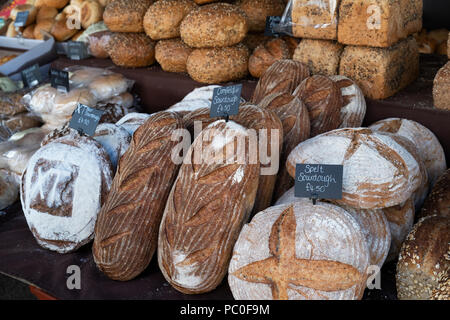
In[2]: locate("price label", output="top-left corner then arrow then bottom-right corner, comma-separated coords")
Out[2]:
21,64 -> 42,88
69,103 -> 104,136
210,84 -> 242,118
14,11 -> 29,27
67,41 -> 89,60
264,16 -> 282,37
294,164 -> 343,201
50,68 -> 70,93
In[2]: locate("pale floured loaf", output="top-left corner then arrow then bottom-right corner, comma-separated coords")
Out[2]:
93,123 -> 131,170
369,118 -> 446,187
228,200 -> 370,300
286,128 -> 422,209
0,169 -> 19,210
396,215 -> 450,300
252,59 -> 310,105
258,93 -> 310,201
21,130 -> 113,253
93,111 -> 183,281
158,120 -> 260,294
116,112 -> 151,136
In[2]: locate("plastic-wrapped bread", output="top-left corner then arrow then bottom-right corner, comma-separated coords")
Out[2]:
93,112 -> 183,281
286,128 -> 422,209
228,200 -> 370,300
158,120 -> 260,294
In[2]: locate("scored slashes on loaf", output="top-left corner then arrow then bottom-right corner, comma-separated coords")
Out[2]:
21,130 -> 113,253
286,128 -> 422,209
158,120 -> 260,294
228,201 -> 370,300
93,112 -> 183,281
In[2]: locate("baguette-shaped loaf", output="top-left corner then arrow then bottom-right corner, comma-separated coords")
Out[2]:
258,93 -> 310,201
286,128 -> 422,209
93,111 -> 183,281
158,120 -> 260,294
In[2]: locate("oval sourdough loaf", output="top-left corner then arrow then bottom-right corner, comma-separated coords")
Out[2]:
21,130 -> 113,253
251,59 -> 310,104
396,215 -> 450,300
419,169 -> 450,220
275,188 -> 391,269
158,120 -> 260,294
369,118 -> 446,187
228,200 -> 370,300
257,93 -> 310,201
286,128 -> 422,209
115,112 -> 151,136
293,75 -> 343,137
92,111 -> 183,281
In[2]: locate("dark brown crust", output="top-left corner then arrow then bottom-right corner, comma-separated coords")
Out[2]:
419,169 -> 450,219
236,0 -> 286,32
248,38 -> 291,78
107,33 -> 156,68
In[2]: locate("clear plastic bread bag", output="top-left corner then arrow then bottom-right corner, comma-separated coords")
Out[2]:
278,0 -> 340,40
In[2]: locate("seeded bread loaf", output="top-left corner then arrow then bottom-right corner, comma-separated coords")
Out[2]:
103,0 -> 153,33
107,33 -> 156,68
433,61 -> 450,110
93,112 -> 183,281
155,38 -> 193,73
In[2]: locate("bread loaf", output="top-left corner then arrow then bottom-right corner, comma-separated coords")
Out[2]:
115,113 -> 151,136
96,103 -> 130,125
249,38 -> 291,78
186,44 -> 249,84
50,15 -> 78,41
383,198 -> 415,262
104,92 -> 134,109
0,169 -> 19,210
369,118 -> 446,187
107,33 -> 156,68
103,0 -> 152,33
293,39 -> 344,76
286,128 -> 422,209
180,3 -> 248,48
293,75 -> 343,137
291,0 -> 339,40
34,0 -> 69,9
93,112 -> 183,281
329,76 -> 366,129
144,0 -> 197,40
155,39 -> 193,73
258,93 -> 310,200
36,6 -> 58,23
419,169 -> 450,220
242,33 -> 271,51
0,92 -> 27,116
158,120 -> 260,294
33,19 -> 54,40
433,61 -> 450,110
252,59 -> 310,104
396,215 -> 449,300
228,201 -> 370,300
236,0 -> 285,32
88,73 -> 129,101
338,0 -> 422,47
80,0 -> 104,29
22,24 -> 35,39
93,123 -> 131,170
339,37 -> 419,100
88,31 -> 111,59
21,130 -> 113,253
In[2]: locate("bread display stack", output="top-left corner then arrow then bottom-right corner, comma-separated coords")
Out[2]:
103,0 -> 156,67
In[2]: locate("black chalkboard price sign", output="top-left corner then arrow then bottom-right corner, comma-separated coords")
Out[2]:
265,16 -> 282,37
294,164 -> 343,203
21,64 -> 42,88
210,84 -> 242,119
69,103 -> 104,136
14,11 -> 29,27
67,41 -> 89,60
50,68 -> 70,92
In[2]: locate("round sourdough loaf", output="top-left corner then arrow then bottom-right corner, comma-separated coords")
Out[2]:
249,38 -> 291,78
180,3 -> 248,48
419,169 -> 450,219
293,75 -> 344,137
0,169 -> 19,210
251,59 -> 310,104
116,112 -> 151,135
155,39 -> 193,73
382,198 -> 415,262
286,128 -> 422,209
258,92 -> 310,200
21,130 -> 113,253
396,215 -> 449,300
143,0 -> 197,40
369,118 -> 446,187
107,33 -> 156,68
158,120 -> 260,294
93,123 -> 130,170
242,33 -> 271,51
275,188 -> 391,269
186,44 -> 249,84
329,75 -> 367,129
103,0 -> 152,33
96,102 -> 130,125
236,0 -> 286,32
228,200 -> 370,300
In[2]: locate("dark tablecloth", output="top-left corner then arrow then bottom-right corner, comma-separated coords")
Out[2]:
0,54 -> 448,300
